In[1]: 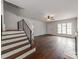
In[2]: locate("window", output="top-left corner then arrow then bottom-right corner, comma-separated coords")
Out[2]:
57,23 -> 72,34
62,23 -> 66,34
58,24 -> 61,33
67,23 -> 72,34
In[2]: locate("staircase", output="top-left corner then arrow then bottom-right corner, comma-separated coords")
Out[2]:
1,19 -> 36,59
1,31 -> 36,59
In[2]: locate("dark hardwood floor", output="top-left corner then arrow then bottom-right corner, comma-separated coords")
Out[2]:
24,35 -> 76,59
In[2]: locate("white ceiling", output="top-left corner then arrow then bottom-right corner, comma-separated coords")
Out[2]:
5,0 -> 78,21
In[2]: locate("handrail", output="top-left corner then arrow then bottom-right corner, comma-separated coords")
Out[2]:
17,19 -> 32,45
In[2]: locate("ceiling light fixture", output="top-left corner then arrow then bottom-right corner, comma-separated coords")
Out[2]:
44,14 -> 55,21
47,15 -> 54,20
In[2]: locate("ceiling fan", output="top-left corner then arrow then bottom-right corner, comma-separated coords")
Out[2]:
47,15 -> 54,21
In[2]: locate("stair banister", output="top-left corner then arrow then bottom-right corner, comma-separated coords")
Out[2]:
17,19 -> 32,46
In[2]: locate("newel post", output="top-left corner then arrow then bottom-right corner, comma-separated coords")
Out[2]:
17,22 -> 19,31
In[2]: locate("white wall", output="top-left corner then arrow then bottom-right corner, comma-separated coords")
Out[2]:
4,2 -> 46,36
18,17 -> 46,36
47,17 -> 77,38
4,2 -> 21,30
30,19 -> 46,36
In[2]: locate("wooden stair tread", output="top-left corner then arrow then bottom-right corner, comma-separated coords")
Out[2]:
2,39 -> 27,47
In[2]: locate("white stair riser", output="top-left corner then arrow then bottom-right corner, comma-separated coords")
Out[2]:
2,37 -> 27,44
2,44 -> 31,59
2,40 -> 29,51
2,34 -> 26,39
2,31 -> 24,35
